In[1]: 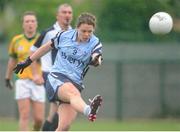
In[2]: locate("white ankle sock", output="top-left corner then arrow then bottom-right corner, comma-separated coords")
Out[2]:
83,105 -> 91,116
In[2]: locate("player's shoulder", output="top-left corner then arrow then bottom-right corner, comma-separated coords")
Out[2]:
11,34 -> 24,42
12,34 -> 24,40
41,26 -> 55,35
61,29 -> 75,38
90,34 -> 100,45
37,26 -> 56,41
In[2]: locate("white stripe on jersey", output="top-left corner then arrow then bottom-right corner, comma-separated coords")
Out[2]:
92,43 -> 102,52
30,45 -> 38,52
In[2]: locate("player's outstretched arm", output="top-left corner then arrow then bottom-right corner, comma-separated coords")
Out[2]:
13,56 -> 32,74
14,41 -> 53,74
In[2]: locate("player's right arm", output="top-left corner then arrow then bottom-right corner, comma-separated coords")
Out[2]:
5,57 -> 17,89
14,31 -> 62,74
14,41 -> 53,74
5,37 -> 18,89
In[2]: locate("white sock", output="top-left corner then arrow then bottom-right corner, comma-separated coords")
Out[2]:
83,105 -> 91,116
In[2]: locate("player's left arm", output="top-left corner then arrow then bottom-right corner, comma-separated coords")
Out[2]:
90,42 -> 103,67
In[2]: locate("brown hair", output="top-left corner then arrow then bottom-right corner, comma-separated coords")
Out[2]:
22,11 -> 37,21
76,12 -> 96,28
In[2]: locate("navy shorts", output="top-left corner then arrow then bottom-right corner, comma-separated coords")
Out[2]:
42,71 -> 49,83
45,72 -> 84,102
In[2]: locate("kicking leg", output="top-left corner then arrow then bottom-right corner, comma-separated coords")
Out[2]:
88,95 -> 103,121
57,82 -> 102,122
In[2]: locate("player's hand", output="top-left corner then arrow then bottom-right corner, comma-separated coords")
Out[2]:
33,74 -> 44,85
13,57 -> 32,74
5,79 -> 13,90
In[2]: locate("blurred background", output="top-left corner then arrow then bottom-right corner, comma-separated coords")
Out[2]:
0,0 -> 180,130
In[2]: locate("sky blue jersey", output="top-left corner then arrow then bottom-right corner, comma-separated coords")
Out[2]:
51,29 -> 102,85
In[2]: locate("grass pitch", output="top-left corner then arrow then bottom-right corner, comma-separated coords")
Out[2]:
0,118 -> 180,131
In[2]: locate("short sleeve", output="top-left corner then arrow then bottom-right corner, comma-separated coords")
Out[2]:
92,41 -> 102,55
32,31 -> 47,49
51,31 -> 64,49
8,37 -> 17,58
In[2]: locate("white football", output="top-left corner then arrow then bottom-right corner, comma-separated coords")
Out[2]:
149,12 -> 173,35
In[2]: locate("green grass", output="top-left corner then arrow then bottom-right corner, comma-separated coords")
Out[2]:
0,118 -> 18,131
0,118 -> 180,131
71,119 -> 180,131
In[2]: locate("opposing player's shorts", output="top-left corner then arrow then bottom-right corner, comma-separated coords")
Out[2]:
45,72 -> 84,102
15,79 -> 46,102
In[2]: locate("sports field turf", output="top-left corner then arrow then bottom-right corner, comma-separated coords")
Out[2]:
0,118 -> 180,131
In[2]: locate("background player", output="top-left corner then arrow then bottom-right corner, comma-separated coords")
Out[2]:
30,3 -> 73,131
5,11 -> 45,131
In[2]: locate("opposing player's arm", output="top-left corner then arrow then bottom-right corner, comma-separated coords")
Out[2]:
5,57 -> 17,89
5,57 -> 17,79
5,37 -> 18,89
